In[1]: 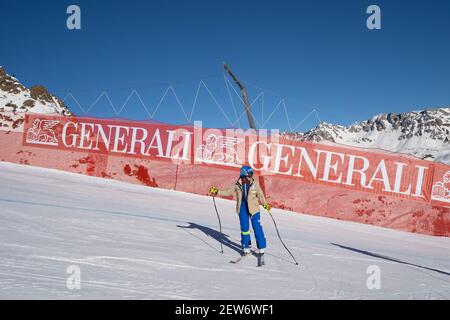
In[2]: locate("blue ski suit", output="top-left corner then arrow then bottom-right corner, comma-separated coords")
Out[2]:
239,180 -> 266,250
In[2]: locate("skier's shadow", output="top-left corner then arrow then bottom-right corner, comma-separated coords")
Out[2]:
177,222 -> 242,254
331,243 -> 450,277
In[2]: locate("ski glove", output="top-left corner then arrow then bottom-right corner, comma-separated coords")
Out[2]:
209,186 -> 218,196
263,203 -> 272,211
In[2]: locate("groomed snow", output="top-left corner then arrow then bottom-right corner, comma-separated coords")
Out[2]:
0,162 -> 449,299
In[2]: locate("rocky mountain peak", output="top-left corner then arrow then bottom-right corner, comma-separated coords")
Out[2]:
282,107 -> 450,164
0,67 -> 72,131
0,67 -> 26,95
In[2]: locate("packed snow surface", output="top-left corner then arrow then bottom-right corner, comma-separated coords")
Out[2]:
0,162 -> 449,299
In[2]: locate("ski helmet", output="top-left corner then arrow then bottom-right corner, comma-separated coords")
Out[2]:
240,165 -> 254,177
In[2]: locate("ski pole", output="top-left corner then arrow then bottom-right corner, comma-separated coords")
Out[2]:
212,196 -> 224,254
267,209 -> 299,265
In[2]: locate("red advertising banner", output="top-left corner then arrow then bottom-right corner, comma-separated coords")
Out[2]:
22,114 -> 449,208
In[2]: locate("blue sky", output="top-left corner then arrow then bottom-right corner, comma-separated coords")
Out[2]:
1,0 -> 450,131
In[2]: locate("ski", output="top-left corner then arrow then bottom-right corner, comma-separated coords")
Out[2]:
256,253 -> 265,267
229,251 -> 266,266
229,256 -> 245,264
229,252 -> 252,264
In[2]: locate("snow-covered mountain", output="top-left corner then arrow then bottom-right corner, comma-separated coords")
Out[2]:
283,108 -> 450,164
0,66 -> 72,131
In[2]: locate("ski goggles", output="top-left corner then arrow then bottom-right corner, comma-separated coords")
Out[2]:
240,171 -> 254,177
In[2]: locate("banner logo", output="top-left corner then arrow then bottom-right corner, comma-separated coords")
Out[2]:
431,171 -> 450,203
196,134 -> 244,166
25,119 -> 60,146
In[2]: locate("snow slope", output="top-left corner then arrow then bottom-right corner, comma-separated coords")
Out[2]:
0,162 -> 449,299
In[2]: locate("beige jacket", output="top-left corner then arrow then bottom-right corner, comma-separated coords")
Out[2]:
218,177 -> 267,215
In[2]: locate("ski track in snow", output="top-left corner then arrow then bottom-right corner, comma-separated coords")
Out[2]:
0,161 -> 449,299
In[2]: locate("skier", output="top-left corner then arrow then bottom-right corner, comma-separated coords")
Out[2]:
209,165 -> 271,260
